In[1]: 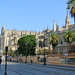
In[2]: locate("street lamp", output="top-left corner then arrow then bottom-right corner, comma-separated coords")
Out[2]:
4,46 -> 8,75
43,36 -> 46,65
16,50 -> 18,62
25,42 -> 28,63
16,45 -> 19,62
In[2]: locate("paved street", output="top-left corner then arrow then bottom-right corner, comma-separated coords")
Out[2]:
0,61 -> 75,75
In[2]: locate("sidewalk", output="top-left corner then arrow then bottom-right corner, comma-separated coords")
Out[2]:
47,63 -> 75,67
32,61 -> 75,67
0,68 -> 19,75
0,62 -> 19,75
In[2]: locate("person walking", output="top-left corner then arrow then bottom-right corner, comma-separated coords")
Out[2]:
30,59 -> 33,64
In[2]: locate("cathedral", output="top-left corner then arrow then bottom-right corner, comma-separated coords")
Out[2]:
0,12 -> 75,55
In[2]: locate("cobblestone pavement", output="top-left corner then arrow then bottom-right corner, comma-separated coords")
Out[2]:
0,61 -> 75,75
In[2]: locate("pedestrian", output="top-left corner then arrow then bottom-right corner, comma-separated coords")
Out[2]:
30,59 -> 33,64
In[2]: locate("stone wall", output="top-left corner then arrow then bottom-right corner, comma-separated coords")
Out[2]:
18,56 -> 38,63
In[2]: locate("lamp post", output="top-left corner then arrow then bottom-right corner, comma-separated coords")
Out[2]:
16,45 -> 19,62
44,36 -> 46,65
25,42 -> 28,63
16,50 -> 18,62
4,46 -> 8,75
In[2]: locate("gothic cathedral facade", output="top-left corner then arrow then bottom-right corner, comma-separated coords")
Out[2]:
0,12 -> 75,55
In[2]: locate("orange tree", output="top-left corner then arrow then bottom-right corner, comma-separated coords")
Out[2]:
17,35 -> 36,56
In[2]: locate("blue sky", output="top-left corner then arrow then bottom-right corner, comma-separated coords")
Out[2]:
0,0 -> 74,32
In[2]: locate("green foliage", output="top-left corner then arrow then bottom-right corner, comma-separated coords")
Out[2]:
64,30 -> 75,44
14,50 -> 19,56
67,0 -> 75,23
48,33 -> 58,49
17,35 -> 36,56
64,30 -> 75,53
67,0 -> 75,9
3,50 -> 16,57
37,49 -> 51,55
67,0 -> 75,7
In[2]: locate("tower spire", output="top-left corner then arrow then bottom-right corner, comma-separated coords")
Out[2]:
66,10 -> 69,19
65,10 -> 70,28
47,25 -> 48,30
53,20 -> 56,32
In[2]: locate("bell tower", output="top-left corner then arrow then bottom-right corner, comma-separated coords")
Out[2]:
1,26 -> 5,35
65,11 -> 70,29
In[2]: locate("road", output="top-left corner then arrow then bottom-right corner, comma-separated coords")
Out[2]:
0,61 -> 75,75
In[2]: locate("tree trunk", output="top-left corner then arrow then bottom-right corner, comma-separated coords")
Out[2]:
68,43 -> 71,54
52,44 -> 56,54
52,44 -> 56,49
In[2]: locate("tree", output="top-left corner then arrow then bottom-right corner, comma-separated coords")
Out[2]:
64,30 -> 75,44
67,0 -> 75,23
49,33 -> 58,53
17,35 -> 36,56
64,30 -> 75,53
3,50 -> 16,57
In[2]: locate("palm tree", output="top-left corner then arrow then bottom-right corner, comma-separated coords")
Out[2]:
64,30 -> 74,43
67,0 -> 75,23
49,33 -> 58,53
64,30 -> 75,53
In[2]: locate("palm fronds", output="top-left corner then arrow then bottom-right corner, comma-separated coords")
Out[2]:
48,33 -> 58,49
64,30 -> 75,43
67,0 -> 75,23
